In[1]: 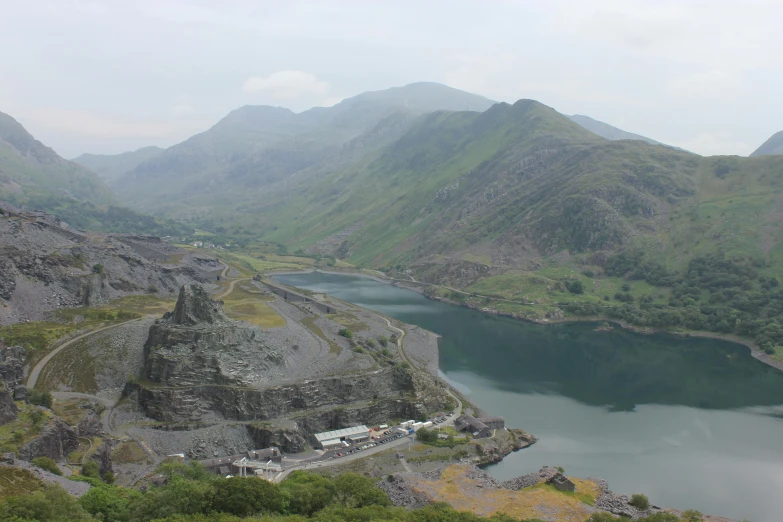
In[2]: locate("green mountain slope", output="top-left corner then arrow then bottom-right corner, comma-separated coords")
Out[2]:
0,111 -> 116,206
0,112 -> 190,236
72,146 -> 163,184
751,130 -> 783,156
253,101 -> 700,266
113,83 -> 496,213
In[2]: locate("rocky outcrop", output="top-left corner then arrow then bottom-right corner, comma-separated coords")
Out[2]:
143,284 -> 265,388
132,367 -> 416,423
19,418 -> 79,461
0,207 -> 217,326
0,341 -> 23,425
247,425 -> 308,454
77,411 -> 103,437
0,383 -> 16,425
0,342 -> 25,388
92,439 -> 115,479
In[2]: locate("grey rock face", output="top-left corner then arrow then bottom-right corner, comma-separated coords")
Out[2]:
0,385 -> 17,425
19,418 -> 80,461
0,207 -> 218,326
172,284 -> 228,326
13,385 -> 27,401
77,411 -> 103,437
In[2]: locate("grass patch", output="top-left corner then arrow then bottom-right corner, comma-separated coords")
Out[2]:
0,404 -> 54,454
51,398 -> 96,426
112,441 -> 152,465
221,281 -> 285,329
409,464 -> 600,521
0,466 -> 45,500
301,316 -> 341,355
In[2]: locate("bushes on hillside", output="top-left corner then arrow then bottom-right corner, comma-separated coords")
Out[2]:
32,456 -> 61,475
28,389 -> 53,408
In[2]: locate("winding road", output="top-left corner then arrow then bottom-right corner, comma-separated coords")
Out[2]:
26,318 -> 142,390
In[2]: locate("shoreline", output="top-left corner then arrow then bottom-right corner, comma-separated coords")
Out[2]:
267,267 -> 783,375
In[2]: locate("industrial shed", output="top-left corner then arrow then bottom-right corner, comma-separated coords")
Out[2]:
314,425 -> 370,449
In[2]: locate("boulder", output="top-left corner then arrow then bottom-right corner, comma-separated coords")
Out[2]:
13,385 -> 27,401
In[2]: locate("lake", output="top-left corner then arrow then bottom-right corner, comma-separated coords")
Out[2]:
276,271 -> 783,521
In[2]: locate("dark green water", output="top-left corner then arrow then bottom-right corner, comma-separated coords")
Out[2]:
277,272 -> 783,521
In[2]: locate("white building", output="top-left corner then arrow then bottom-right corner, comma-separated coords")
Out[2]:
314,425 -> 370,450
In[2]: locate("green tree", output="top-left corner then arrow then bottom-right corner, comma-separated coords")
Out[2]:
210,477 -> 284,516
0,484 -> 93,521
333,473 -> 391,508
338,328 -> 354,339
81,459 -> 101,479
156,461 -> 213,482
32,456 -> 61,476
629,493 -> 650,510
566,280 -> 584,294
79,485 -> 140,522
129,477 -> 213,520
28,390 -> 53,408
280,471 -> 336,516
415,428 -> 438,443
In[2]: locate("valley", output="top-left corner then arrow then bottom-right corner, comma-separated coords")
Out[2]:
1,79 -> 782,522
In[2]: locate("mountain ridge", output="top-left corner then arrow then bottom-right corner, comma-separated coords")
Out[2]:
751,130 -> 783,156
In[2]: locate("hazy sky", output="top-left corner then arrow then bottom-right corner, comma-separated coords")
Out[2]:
1,0 -> 781,158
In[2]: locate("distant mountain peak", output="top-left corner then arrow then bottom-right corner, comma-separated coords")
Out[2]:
751,130 -> 783,157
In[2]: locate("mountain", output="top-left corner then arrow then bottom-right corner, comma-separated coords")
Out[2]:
568,114 -> 669,147
0,112 -> 191,237
113,82 -> 496,213
72,146 -> 163,184
157,98 -> 783,292
0,111 -> 116,206
750,130 -> 783,156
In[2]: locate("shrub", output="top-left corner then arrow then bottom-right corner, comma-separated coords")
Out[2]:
333,473 -> 391,507
338,328 -> 353,339
147,284 -> 159,294
582,269 -> 595,278
92,264 -> 104,274
622,283 -> 631,292
28,389 -> 53,408
82,459 -> 101,479
566,280 -> 584,295
210,477 -> 284,516
629,493 -> 650,510
681,510 -> 704,522
33,456 -> 62,476
415,428 -> 438,443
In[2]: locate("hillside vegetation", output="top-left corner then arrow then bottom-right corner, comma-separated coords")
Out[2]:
0,460 -> 699,522
0,112 -> 116,206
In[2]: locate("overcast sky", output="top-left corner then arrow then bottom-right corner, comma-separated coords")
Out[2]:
1,0 -> 781,158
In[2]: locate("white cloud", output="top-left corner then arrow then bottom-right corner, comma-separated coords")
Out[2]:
242,70 -> 330,100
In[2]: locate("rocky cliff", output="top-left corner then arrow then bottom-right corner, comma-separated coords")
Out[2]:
134,284 -> 449,430
0,203 -> 217,326
19,418 -> 80,461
